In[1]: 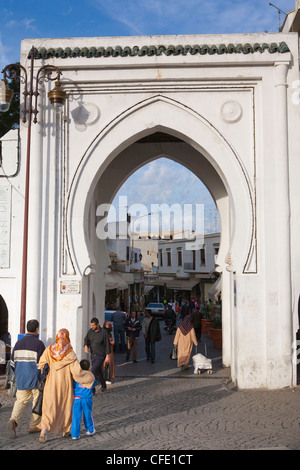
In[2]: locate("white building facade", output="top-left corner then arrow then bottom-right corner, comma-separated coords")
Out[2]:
152,233 -> 220,299
0,28 -> 299,389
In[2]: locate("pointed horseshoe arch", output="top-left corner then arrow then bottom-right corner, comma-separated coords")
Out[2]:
65,95 -> 255,278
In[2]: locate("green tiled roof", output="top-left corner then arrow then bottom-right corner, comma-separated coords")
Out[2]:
29,42 -> 290,59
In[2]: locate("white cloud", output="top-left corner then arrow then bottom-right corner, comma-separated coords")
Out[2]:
90,0 -> 289,35
110,157 -> 219,233
7,18 -> 36,30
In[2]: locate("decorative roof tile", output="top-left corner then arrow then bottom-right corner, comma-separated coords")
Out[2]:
29,42 -> 290,60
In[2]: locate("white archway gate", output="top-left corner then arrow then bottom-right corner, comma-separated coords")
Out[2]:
6,33 -> 299,389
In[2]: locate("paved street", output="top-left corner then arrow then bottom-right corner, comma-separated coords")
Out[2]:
1,322 -> 300,452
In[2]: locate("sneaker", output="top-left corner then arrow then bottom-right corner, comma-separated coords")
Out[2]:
7,419 -> 17,439
86,430 -> 96,436
72,436 -> 80,440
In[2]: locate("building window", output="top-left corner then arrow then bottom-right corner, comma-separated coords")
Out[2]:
192,250 -> 196,270
200,247 -> 206,266
159,250 -> 163,266
177,250 -> 182,266
127,246 -> 130,261
167,249 -> 171,266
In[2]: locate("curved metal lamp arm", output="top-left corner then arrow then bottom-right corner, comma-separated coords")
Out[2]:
1,47 -> 64,124
2,63 -> 28,122
33,65 -> 63,123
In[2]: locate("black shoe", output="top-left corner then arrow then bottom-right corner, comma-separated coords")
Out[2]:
133,360 -> 138,363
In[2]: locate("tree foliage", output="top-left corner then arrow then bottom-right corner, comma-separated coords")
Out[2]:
0,64 -> 20,138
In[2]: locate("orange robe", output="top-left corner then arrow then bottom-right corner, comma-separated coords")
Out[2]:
173,326 -> 198,368
38,348 -> 95,434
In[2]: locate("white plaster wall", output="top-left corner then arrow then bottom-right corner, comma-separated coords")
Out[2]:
1,32 -> 298,386
0,130 -> 23,345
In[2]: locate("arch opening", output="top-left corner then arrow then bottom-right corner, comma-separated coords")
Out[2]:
66,98 -> 254,381
87,135 -> 228,374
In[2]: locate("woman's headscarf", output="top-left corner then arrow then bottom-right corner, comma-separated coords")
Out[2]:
49,328 -> 73,361
179,315 -> 193,336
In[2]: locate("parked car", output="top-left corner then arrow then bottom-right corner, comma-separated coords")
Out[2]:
105,310 -> 128,322
145,303 -> 165,319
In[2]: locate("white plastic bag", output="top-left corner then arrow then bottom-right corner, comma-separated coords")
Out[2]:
192,353 -> 212,374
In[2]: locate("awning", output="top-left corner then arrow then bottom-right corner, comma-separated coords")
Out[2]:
119,272 -> 144,284
144,285 -> 155,294
105,272 -> 128,291
145,278 -> 199,291
166,278 -> 200,291
208,276 -> 222,300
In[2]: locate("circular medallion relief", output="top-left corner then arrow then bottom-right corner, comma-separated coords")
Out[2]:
75,102 -> 100,126
220,101 -> 243,123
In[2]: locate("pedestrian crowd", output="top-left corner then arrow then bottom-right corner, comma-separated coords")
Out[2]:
5,297 -> 206,443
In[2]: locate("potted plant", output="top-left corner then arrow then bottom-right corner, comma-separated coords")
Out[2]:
201,301 -> 213,334
210,312 -> 222,349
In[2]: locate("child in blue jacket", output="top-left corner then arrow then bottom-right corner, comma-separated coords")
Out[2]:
71,359 -> 98,440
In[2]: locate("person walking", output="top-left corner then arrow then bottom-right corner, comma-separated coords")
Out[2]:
173,315 -> 198,370
102,320 -> 115,383
142,309 -> 161,364
180,300 -> 189,319
124,311 -> 142,362
38,328 -> 95,443
111,310 -> 126,353
7,319 -> 45,438
84,317 -> 110,392
71,359 -> 98,440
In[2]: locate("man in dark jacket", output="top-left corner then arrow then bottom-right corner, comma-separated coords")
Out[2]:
84,317 -> 110,392
142,309 -> 161,364
7,319 -> 45,438
180,300 -> 190,319
124,311 -> 142,362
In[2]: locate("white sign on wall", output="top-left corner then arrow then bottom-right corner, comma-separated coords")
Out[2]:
60,280 -> 81,295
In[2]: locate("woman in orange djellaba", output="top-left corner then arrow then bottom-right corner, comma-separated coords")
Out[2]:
38,329 -> 95,443
173,315 -> 198,371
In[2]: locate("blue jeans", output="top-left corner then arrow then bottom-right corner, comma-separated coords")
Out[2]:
114,325 -> 125,352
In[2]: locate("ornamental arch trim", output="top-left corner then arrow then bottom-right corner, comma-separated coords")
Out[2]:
64,95 -> 255,277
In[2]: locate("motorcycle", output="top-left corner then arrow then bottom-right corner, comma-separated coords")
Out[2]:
166,319 -> 176,335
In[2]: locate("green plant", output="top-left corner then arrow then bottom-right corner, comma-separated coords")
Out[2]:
203,301 -> 213,319
210,313 -> 222,329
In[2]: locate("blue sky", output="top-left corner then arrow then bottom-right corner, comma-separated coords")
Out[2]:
0,0 -> 295,233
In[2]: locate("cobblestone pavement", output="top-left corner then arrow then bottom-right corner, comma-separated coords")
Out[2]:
1,325 -> 300,452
